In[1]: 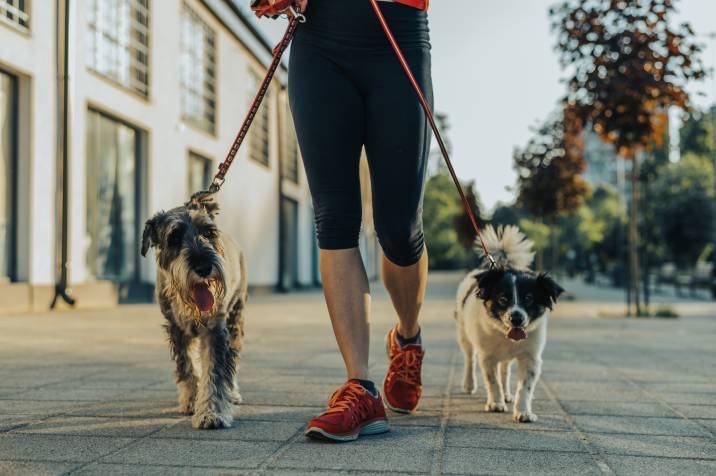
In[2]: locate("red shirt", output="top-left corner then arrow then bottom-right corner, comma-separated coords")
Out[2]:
394,0 -> 428,10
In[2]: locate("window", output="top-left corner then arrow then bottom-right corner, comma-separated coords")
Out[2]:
188,151 -> 212,195
86,109 -> 142,282
87,0 -> 150,96
0,70 -> 17,282
180,4 -> 216,133
280,93 -> 299,182
248,69 -> 270,166
0,0 -> 29,31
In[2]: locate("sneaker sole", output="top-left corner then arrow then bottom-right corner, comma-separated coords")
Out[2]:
382,329 -> 420,414
304,419 -> 390,443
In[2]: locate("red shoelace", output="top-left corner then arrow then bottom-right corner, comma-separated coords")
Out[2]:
388,346 -> 423,385
323,382 -> 372,426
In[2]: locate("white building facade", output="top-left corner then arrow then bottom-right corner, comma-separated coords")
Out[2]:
0,0 -> 336,312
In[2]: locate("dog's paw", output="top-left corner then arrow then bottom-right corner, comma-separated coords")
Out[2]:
192,409 -> 233,429
462,378 -> 477,395
513,411 -> 538,423
177,401 -> 194,415
228,391 -> 243,405
504,393 -> 514,403
484,401 -> 507,413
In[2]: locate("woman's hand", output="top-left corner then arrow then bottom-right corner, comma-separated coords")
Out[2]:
297,0 -> 308,12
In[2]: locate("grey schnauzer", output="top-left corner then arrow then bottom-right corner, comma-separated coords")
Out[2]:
141,196 -> 247,429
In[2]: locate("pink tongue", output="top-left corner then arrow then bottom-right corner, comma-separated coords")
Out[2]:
192,284 -> 214,312
508,328 -> 527,341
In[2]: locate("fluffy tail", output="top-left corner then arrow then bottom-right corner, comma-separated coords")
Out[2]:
475,225 -> 534,270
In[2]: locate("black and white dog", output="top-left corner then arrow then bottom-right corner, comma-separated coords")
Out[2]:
455,225 -> 563,422
141,196 -> 247,429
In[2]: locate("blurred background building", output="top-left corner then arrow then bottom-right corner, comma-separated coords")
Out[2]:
0,0 -> 381,313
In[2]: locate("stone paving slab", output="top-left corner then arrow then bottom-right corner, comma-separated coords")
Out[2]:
1,273 -> 715,475
442,447 -> 601,475
101,438 -> 282,469
602,455 -> 716,476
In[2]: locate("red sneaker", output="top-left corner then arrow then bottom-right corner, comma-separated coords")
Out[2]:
383,326 -> 424,413
305,380 -> 389,442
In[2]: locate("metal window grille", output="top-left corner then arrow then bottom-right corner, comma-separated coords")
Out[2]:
248,69 -> 270,166
0,0 -> 29,31
180,4 -> 216,133
87,0 -> 150,96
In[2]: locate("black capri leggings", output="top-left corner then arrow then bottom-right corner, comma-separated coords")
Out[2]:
288,0 -> 432,266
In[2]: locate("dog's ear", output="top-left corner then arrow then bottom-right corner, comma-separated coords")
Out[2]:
474,267 -> 505,300
141,215 -> 163,257
537,273 -> 564,309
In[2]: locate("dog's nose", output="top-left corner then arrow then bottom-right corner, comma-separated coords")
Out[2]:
510,311 -> 526,327
195,261 -> 212,277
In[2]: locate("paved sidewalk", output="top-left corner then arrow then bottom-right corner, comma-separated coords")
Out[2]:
0,272 -> 715,475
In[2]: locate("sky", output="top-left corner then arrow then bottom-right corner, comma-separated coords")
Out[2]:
254,0 -> 716,211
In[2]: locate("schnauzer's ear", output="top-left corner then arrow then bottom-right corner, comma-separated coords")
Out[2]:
141,216 -> 160,257
474,267 -> 505,300
537,273 -> 564,309
187,193 -> 220,219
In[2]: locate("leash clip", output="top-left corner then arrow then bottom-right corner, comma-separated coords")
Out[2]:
208,177 -> 225,194
288,6 -> 306,23
486,253 -> 498,269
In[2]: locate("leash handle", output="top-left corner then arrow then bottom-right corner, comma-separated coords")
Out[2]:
205,9 -> 304,196
368,0 -> 495,267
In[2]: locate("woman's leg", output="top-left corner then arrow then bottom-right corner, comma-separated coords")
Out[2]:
362,46 -> 433,334
381,247 -> 428,339
320,248 -> 371,379
288,41 -> 370,381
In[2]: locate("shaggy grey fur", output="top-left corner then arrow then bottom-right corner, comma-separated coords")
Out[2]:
141,197 -> 247,429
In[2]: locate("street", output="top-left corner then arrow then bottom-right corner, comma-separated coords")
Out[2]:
0,272 -> 715,475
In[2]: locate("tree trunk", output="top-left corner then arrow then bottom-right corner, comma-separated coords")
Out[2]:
629,154 -> 641,316
536,216 -> 544,271
551,218 -> 559,273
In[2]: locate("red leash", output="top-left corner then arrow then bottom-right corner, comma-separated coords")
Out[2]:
201,7 -> 305,196
201,1 -> 494,265
368,0 -> 495,266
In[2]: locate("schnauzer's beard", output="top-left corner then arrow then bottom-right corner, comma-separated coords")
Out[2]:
162,248 -> 227,320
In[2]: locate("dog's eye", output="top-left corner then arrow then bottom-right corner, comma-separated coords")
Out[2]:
497,295 -> 509,305
202,228 -> 218,239
523,293 -> 534,305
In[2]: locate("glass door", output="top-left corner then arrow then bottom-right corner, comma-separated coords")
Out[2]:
0,70 -> 17,283
86,109 -> 140,282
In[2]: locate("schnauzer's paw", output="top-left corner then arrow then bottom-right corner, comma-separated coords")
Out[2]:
484,401 -> 507,413
192,409 -> 233,430
228,391 -> 243,405
513,411 -> 538,423
504,393 -> 514,403
177,401 -> 194,415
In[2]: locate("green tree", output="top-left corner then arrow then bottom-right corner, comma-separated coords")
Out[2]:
680,110 -> 715,157
551,0 -> 706,316
651,153 -> 715,267
423,172 -> 472,269
514,110 -> 590,270
453,180 -> 486,251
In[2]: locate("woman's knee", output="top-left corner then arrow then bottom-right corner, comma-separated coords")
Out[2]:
313,196 -> 362,250
376,220 -> 425,267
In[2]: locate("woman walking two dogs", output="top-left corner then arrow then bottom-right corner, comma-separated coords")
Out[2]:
141,0 -> 563,441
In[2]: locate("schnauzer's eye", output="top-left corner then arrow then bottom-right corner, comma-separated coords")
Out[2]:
523,293 -> 534,304
202,228 -> 218,239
